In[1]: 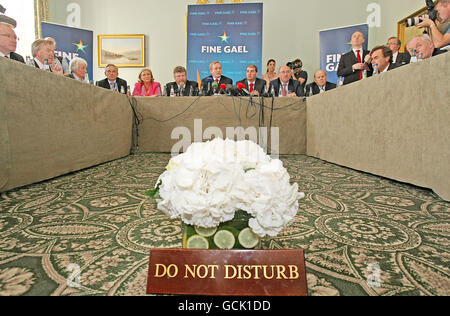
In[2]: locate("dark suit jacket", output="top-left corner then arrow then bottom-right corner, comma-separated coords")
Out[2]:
201,75 -> 233,94
393,52 -> 411,67
386,63 -> 398,72
165,80 -> 199,96
305,82 -> 337,96
97,77 -> 128,94
337,49 -> 373,85
269,78 -> 305,97
236,78 -> 266,95
8,52 -> 25,63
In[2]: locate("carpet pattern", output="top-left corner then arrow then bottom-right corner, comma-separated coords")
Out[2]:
0,153 -> 449,296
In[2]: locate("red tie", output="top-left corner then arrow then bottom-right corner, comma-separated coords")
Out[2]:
216,78 -> 219,86
249,83 -> 254,93
356,50 -> 363,80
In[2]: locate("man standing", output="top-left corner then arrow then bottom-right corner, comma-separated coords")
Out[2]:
369,45 -> 397,74
0,21 -> 24,63
165,66 -> 198,96
387,37 -> 411,66
337,31 -> 372,85
290,59 -> 308,89
201,61 -> 233,95
416,0 -> 450,50
305,70 -> 336,96
269,65 -> 304,97
97,64 -> 128,94
237,65 -> 266,96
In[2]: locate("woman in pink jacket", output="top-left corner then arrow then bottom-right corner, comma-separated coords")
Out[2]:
132,68 -> 162,97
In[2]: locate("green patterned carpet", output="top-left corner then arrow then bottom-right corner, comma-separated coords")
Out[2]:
0,153 -> 449,296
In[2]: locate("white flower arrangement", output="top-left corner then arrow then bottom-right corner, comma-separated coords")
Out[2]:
148,138 -> 305,238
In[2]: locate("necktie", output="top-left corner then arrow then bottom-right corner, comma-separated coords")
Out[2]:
282,84 -> 288,97
216,78 -> 219,86
356,50 -> 363,80
249,83 -> 254,93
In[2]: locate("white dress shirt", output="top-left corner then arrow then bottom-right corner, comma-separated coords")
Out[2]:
392,52 -> 399,64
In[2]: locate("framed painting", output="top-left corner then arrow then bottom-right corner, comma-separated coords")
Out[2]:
98,34 -> 145,67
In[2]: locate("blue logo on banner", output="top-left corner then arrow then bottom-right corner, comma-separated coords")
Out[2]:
320,24 -> 369,84
41,22 -> 93,81
187,3 -> 263,85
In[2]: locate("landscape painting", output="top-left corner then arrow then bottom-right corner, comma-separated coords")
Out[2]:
98,35 -> 145,67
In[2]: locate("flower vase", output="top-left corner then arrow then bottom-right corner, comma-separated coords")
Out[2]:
183,210 -> 262,250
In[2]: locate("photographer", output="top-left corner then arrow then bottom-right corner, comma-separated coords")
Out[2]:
416,0 -> 450,50
288,59 -> 308,89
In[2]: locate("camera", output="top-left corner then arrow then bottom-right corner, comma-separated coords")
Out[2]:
406,0 -> 438,27
286,59 -> 303,70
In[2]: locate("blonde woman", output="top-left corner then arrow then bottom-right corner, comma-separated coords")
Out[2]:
132,68 -> 162,96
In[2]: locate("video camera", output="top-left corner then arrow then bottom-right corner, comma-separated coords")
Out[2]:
286,59 -> 303,71
406,0 -> 438,27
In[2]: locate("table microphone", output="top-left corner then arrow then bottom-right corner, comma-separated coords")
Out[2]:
211,81 -> 219,94
220,84 -> 227,94
237,82 -> 250,96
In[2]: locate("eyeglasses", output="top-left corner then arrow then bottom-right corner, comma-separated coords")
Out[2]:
0,34 -> 19,41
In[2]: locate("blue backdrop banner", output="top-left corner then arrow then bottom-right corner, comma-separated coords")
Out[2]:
187,3 -> 263,86
41,22 -> 94,81
320,24 -> 369,84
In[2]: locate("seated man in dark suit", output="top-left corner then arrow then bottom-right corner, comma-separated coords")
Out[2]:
369,45 -> 397,74
270,65 -> 305,97
97,64 -> 128,94
337,31 -> 372,85
237,65 -> 266,96
0,21 -> 24,63
201,61 -> 233,95
387,37 -> 410,67
165,66 -> 198,96
305,70 -> 336,96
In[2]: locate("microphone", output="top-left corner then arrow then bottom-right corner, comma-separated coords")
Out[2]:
211,81 -> 219,94
237,82 -> 250,96
205,77 -> 213,96
220,84 -> 227,94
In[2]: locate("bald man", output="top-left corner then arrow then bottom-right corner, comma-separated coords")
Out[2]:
337,31 -> 372,85
305,70 -> 336,96
0,23 -> 24,63
269,65 -> 304,97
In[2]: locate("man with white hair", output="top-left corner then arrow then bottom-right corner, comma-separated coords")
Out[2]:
0,17 -> 24,63
32,38 -> 63,75
407,34 -> 447,59
67,57 -> 88,82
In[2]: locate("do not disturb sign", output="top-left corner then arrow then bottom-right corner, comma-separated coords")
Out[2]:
146,249 -> 308,296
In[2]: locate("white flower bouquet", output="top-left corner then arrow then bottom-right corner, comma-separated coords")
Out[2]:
146,138 -> 304,249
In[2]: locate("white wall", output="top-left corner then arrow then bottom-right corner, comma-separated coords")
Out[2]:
47,0 -> 426,86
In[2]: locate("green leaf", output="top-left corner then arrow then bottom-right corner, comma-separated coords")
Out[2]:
144,180 -> 162,199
